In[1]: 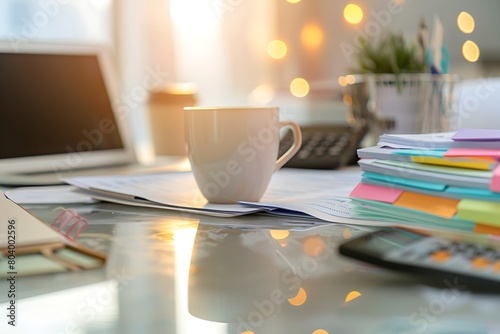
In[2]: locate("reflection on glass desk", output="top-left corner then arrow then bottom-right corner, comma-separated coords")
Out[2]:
1,202 -> 500,334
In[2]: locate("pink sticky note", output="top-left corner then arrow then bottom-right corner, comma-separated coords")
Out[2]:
350,183 -> 403,203
490,166 -> 500,193
445,148 -> 500,159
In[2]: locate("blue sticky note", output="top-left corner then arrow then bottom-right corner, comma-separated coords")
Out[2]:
446,186 -> 500,201
394,149 -> 446,157
362,172 -> 447,191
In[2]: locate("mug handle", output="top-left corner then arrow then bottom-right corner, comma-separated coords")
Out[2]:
275,121 -> 302,172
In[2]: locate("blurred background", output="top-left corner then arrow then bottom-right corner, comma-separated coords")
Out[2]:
1,0 -> 499,157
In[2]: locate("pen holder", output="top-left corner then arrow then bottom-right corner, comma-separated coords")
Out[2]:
345,73 -> 460,146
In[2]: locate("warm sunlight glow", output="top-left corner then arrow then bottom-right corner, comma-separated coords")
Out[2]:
175,228 -> 227,333
270,230 -> 290,240
303,236 -> 325,256
242,332 -> 255,334
248,84 -> 275,105
301,24 -> 324,50
345,290 -> 362,303
462,40 -> 480,62
288,287 -> 307,306
344,4 -> 363,25
457,11 -> 475,34
286,0 -> 301,3
290,78 -> 310,98
312,330 -> 329,334
170,0 -> 217,30
267,40 -> 288,59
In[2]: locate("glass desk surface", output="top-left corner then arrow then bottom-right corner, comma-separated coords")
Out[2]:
1,202 -> 499,334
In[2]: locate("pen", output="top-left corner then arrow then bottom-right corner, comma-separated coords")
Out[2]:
418,17 -> 429,65
431,15 -> 443,74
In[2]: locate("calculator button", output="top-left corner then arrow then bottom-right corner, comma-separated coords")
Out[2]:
279,125 -> 368,169
471,257 -> 490,270
431,250 -> 452,262
464,247 -> 481,259
314,147 -> 326,156
483,250 -> 497,260
492,261 -> 500,272
449,241 -> 465,252
325,133 -> 339,141
298,150 -> 310,160
328,147 -> 341,156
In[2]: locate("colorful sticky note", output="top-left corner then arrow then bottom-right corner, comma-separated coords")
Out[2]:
474,223 -> 500,236
445,148 -> 500,160
394,192 -> 459,219
452,128 -> 500,141
394,149 -> 446,157
349,183 -> 403,203
457,199 -> 500,227
411,156 -> 494,170
446,186 -> 500,200
362,171 -> 447,191
491,165 -> 500,193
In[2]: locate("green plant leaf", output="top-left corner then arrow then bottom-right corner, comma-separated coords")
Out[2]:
350,31 -> 427,75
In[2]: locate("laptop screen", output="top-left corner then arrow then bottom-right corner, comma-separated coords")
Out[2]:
0,52 -> 124,159
0,43 -> 135,180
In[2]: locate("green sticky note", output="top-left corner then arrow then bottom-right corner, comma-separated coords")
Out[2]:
457,199 -> 500,226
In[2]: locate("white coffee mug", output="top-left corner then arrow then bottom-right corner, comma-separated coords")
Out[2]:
184,106 -> 302,203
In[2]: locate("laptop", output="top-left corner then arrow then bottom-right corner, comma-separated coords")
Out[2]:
0,42 -> 181,186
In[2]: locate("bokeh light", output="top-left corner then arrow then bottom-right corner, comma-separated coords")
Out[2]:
457,11 -> 475,34
290,78 -> 310,97
267,40 -> 288,59
301,23 -> 324,50
345,74 -> 356,84
344,4 -> 363,24
288,287 -> 307,306
345,290 -> 362,303
338,76 -> 348,87
312,330 -> 329,334
270,230 -> 290,240
303,236 -> 325,256
462,40 -> 480,62
343,228 -> 353,239
343,94 -> 353,106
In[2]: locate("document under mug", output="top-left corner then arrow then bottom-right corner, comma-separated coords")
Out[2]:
184,106 -> 302,203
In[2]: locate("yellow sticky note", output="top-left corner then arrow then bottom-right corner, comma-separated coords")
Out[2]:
394,192 -> 459,219
411,156 -> 493,171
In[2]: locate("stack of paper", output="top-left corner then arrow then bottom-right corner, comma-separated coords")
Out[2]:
350,129 -> 500,234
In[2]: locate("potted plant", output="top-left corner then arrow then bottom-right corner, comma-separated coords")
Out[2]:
344,31 -> 458,144
353,33 -> 427,77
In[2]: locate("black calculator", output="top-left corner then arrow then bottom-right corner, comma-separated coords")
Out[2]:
339,227 -> 500,290
279,125 -> 367,170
